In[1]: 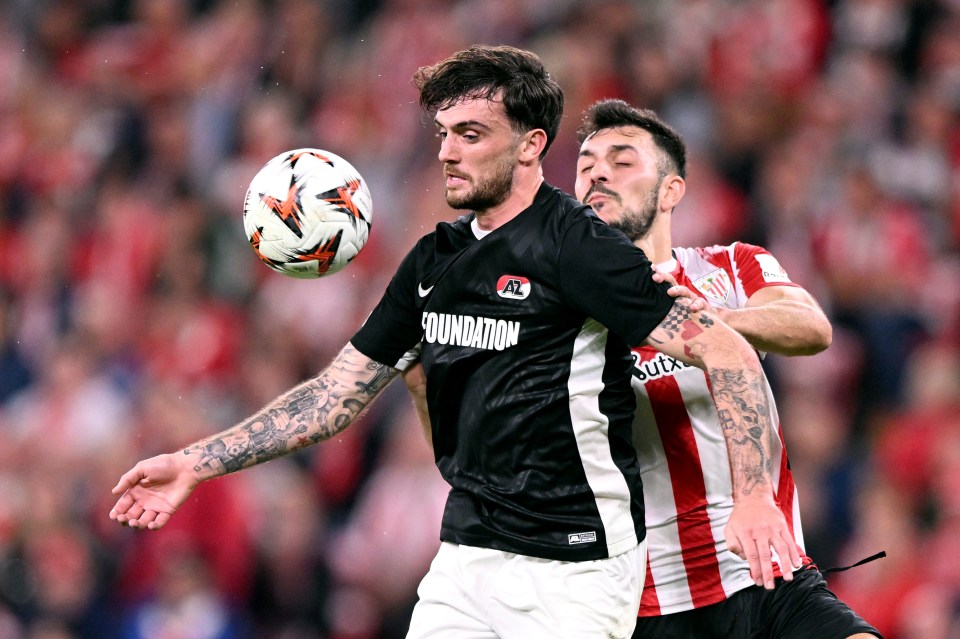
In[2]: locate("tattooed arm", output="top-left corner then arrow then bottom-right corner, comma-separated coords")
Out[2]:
643,297 -> 802,589
109,342 -> 398,530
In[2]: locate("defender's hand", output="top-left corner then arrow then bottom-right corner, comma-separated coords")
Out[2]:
725,497 -> 803,590
652,270 -> 706,311
110,453 -> 200,530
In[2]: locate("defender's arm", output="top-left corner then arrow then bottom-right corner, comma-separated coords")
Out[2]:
110,342 -> 398,529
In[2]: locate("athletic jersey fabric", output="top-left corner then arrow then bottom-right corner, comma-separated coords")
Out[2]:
633,242 -> 810,616
351,182 -> 675,562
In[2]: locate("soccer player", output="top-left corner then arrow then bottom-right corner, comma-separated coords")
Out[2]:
574,98 -> 881,638
109,47 -> 796,638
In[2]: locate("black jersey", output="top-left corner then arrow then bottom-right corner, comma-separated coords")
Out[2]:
351,182 -> 675,561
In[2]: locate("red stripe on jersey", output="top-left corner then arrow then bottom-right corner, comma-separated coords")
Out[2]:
646,373 -> 726,607
640,550 -> 659,612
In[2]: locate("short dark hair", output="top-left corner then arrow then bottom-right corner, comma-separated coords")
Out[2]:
414,45 -> 564,160
577,99 -> 687,178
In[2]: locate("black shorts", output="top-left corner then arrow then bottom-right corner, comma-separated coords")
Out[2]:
631,567 -> 882,639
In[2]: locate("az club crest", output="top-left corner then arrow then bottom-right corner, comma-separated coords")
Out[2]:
496,275 -> 531,299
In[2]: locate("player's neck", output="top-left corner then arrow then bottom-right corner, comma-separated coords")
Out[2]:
634,215 -> 672,263
473,168 -> 544,232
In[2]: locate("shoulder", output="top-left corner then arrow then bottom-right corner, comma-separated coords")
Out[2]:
434,213 -> 474,239
674,242 -> 778,272
676,242 -> 798,296
540,184 -> 625,242
535,182 -> 593,220
679,241 -> 769,261
416,214 -> 475,253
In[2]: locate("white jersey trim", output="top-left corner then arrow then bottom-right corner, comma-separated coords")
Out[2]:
567,318 -> 638,557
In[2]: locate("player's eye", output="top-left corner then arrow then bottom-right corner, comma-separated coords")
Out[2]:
578,164 -> 594,174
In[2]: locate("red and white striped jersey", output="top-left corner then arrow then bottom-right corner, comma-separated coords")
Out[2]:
633,242 -> 810,617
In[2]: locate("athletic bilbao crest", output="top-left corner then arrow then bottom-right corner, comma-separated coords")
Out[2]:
692,268 -> 731,305
496,275 -> 531,299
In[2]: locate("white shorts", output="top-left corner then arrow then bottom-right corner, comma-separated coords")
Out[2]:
406,540 -> 646,639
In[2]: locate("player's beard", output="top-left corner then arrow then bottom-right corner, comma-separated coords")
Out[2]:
601,180 -> 661,242
445,153 -> 515,211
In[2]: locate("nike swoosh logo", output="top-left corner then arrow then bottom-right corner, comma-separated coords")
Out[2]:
418,284 -> 434,297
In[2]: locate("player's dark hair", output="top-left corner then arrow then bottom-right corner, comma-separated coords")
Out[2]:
414,45 -> 564,160
577,99 -> 687,178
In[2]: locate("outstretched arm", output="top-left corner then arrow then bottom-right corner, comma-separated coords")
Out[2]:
643,298 -> 802,588
110,342 -> 399,530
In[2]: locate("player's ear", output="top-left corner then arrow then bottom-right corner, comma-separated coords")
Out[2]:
659,175 -> 685,211
518,129 -> 547,164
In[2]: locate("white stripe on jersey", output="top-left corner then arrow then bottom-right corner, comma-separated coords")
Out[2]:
567,318 -> 638,558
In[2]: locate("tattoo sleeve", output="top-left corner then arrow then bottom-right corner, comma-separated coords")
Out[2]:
184,343 -> 399,478
709,368 -> 773,496
647,298 -> 774,497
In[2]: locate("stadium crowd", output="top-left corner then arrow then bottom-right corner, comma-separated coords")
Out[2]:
0,0 -> 958,637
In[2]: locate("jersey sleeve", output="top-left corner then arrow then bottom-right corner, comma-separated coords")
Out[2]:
350,241 -> 426,369
729,242 -> 801,299
557,211 -> 675,346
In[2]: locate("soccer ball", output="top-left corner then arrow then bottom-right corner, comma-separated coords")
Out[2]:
242,148 -> 373,278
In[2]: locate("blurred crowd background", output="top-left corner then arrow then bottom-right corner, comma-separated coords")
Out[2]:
0,0 -> 959,637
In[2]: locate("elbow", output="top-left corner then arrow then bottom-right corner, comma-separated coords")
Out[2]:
798,318 -> 833,356
816,321 -> 833,351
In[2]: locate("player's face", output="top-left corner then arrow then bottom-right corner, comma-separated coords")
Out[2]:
575,127 -> 664,241
434,97 -> 521,211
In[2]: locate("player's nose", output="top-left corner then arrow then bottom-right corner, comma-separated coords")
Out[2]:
438,136 -> 458,163
590,162 -> 610,183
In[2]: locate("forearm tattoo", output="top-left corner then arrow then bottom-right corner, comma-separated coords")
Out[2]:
710,368 -> 772,496
648,299 -> 715,360
184,345 -> 398,477
651,299 -> 773,496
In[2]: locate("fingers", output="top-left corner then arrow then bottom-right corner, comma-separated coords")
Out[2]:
109,454 -> 186,531
109,491 -> 136,521
727,536 -> 744,561
727,530 -> 765,587
735,530 -> 769,589
784,529 -> 803,571
753,538 -> 775,590
151,512 -> 172,529
132,509 -> 163,530
651,271 -> 678,287
669,288 -> 705,310
652,271 -> 708,311
727,524 -> 800,590
112,466 -> 145,495
775,529 -> 803,581
111,506 -> 168,530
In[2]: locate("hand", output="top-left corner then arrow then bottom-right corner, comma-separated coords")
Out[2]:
652,271 -> 706,312
110,453 -> 201,530
724,497 -> 803,590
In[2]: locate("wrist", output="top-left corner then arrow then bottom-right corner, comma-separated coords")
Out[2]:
733,488 -> 776,505
177,448 -> 217,484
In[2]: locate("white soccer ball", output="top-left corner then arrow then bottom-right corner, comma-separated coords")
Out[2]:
242,148 -> 373,279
